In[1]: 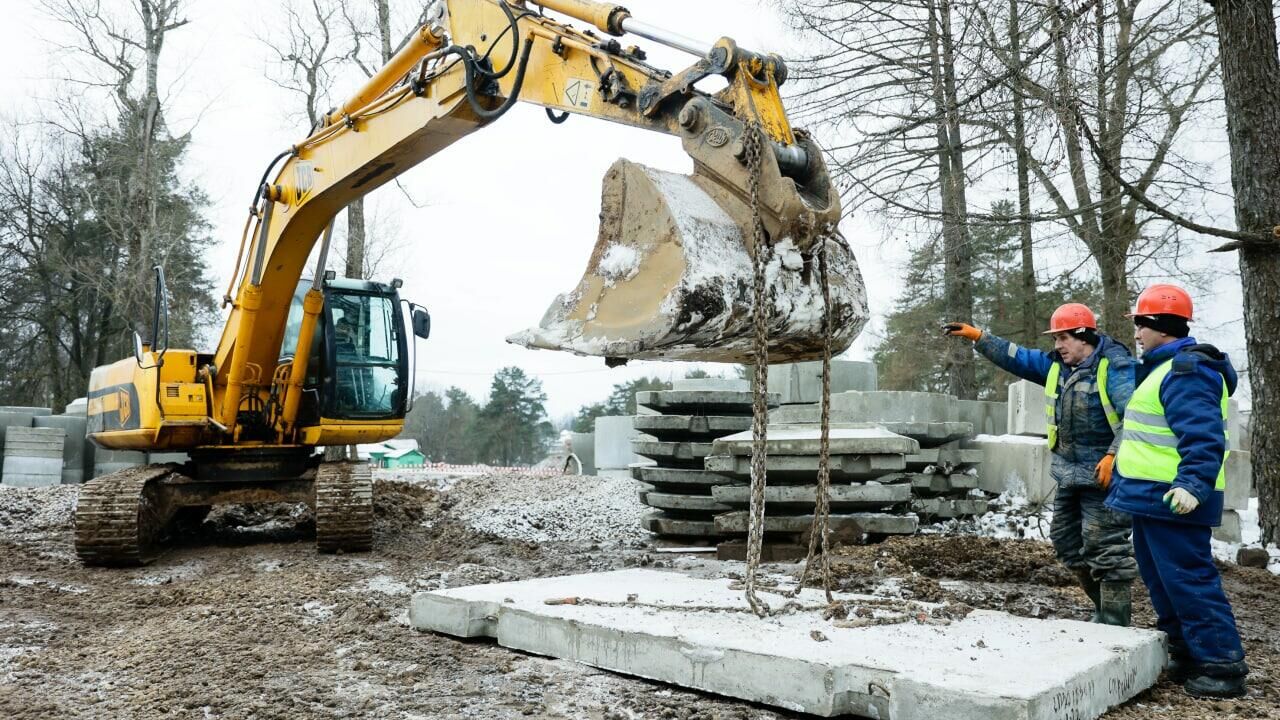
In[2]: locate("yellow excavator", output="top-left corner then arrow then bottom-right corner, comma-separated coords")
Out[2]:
77,0 -> 869,565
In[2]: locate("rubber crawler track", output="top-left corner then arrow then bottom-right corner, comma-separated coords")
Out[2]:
315,462 -> 373,553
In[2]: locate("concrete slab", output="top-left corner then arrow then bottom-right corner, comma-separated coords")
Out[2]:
635,390 -> 778,415
903,446 -> 985,472
1213,510 -> 1242,543
711,483 -> 911,510
711,426 -> 918,457
764,415 -> 974,449
641,512 -> 720,537
33,415 -> 87,484
768,360 -> 878,404
704,453 -> 907,482
63,397 -> 88,416
1007,380 -> 1049,437
633,415 -> 752,440
955,399 -> 1009,436
595,416 -> 649,472
632,464 -> 736,491
3,426 -> 65,487
1224,450 -> 1251,512
899,472 -> 980,494
632,440 -> 716,465
1228,398 -> 1243,451
639,490 -> 732,514
965,436 -> 1055,503
715,511 -> 918,535
912,498 -> 990,518
92,449 -> 146,479
825,391 -> 957,423
411,569 -> 1164,719
671,378 -> 750,392
0,406 -> 51,416
568,431 -> 596,477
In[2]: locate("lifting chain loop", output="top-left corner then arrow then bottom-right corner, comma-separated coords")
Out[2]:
743,120 -> 772,618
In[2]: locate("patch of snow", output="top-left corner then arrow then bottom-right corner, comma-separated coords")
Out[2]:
358,575 -> 411,596
597,244 -> 641,285
1212,498 -> 1280,574
301,600 -> 335,623
131,560 -> 206,586
972,434 -> 1049,445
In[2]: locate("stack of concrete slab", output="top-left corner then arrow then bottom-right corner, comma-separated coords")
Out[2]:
33,415 -> 88,484
706,426 -> 921,559
1215,450 -> 1253,543
594,415 -> 649,479
631,381 -> 775,540
771,391 -> 990,521
2,426 -> 66,487
767,360 -> 877,405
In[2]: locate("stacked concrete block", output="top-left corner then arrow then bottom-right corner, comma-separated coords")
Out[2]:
964,435 -> 1055,504
955,398 -> 1009,435
0,406 -> 52,416
1006,380 -> 1049,437
766,360 -> 877,405
594,416 -> 649,478
93,448 -> 147,478
0,411 -> 39,455
706,426 -> 920,558
63,397 -> 88,416
33,415 -> 88,484
3,426 -> 66,487
148,452 -> 191,465
632,386 -> 774,540
1215,450 -> 1253,543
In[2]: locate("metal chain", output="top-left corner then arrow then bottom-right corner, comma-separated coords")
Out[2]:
790,234 -> 835,603
743,120 -> 772,618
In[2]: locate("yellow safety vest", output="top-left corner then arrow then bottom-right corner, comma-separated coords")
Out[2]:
1114,359 -> 1229,489
1045,357 -> 1120,451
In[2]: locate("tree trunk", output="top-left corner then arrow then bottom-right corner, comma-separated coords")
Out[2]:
345,198 -> 366,279
1212,0 -> 1280,545
1009,0 -> 1037,347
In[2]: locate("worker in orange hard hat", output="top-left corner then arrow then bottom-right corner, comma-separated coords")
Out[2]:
1106,284 -> 1248,698
944,303 -> 1137,626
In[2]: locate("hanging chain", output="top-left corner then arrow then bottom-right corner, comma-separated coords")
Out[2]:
743,120 -> 772,618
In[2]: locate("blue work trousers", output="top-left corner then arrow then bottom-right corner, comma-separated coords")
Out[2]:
1132,515 -> 1245,665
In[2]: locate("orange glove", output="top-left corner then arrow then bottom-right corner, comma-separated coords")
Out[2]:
1094,454 -> 1115,490
942,323 -> 982,342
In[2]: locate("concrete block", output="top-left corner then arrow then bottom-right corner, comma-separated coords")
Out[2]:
632,464 -> 737,491
955,399 -> 1009,436
633,415 -> 751,440
635,390 -> 778,415
93,448 -> 147,479
1007,380 -> 1048,437
641,512 -> 720,537
1224,450 -> 1250,511
34,415 -> 88,485
148,452 -> 190,465
0,411 -> 36,453
638,490 -> 731,514
715,511 -> 918,536
1228,398 -> 1243,451
594,416 -> 648,471
704,453 -> 907,482
964,436 -> 1055,504
903,446 -> 984,473
631,440 -> 715,466
771,391 -> 955,424
411,569 -> 1164,719
900,472 -> 979,494
671,378 -> 749,392
767,360 -> 877,405
766,412 -> 974,449
0,406 -> 51,416
711,426 -> 918,457
912,498 -> 990,518
569,432 -> 596,476
3,426 -> 66,487
63,397 -> 88,416
711,482 -> 911,510
1213,510 -> 1242,544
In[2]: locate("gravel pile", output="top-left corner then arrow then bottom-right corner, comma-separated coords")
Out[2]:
449,471 -> 650,544
0,485 -> 77,540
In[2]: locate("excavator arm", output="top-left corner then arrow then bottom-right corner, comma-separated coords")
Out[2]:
211,0 -> 869,441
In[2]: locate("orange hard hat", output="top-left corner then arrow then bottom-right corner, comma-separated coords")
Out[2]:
1044,303 -> 1097,334
1129,284 -> 1193,321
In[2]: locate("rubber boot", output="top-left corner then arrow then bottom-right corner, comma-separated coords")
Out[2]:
1185,660 -> 1249,699
1072,568 -> 1101,622
1166,646 -> 1193,683
1097,581 -> 1132,627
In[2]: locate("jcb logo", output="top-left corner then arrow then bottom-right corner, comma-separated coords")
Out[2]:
117,389 -> 132,426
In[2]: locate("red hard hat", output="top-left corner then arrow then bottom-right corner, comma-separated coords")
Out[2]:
1129,284 -> 1193,321
1044,303 -> 1097,334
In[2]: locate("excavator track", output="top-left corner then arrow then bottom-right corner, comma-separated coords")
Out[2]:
314,461 -> 373,553
75,465 -> 176,567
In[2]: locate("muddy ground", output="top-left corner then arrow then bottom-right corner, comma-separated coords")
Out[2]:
0,474 -> 1276,719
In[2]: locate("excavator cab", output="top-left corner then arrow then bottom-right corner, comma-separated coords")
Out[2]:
279,277 -> 419,426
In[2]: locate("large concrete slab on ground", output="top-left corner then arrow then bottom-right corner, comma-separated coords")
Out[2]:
895,472 -> 979,494
711,426 -> 918,457
1224,450 -> 1251,511
0,406 -> 51,416
632,440 -> 716,464
3,426 -> 66,487
636,390 -> 778,415
633,415 -> 752,440
33,415 -> 88,485
641,512 -> 719,537
595,416 -> 650,472
955,399 -> 1009,436
631,465 -> 735,491
410,569 -> 1165,719
638,489 -> 732,514
711,482 -> 910,510
767,360 -> 878,404
821,391 -> 957,423
671,378 -> 749,392
715,511 -> 918,535
704,453 -> 907,481
1007,380 -> 1049,437
965,435 -> 1055,503
903,446 -> 985,472
912,498 -> 991,518
765,413 -> 974,449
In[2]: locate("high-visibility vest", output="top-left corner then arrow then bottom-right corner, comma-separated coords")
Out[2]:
1045,357 -> 1120,451
1114,358 -> 1229,489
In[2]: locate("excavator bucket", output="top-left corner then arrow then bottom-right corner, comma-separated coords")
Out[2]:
508,159 -> 869,363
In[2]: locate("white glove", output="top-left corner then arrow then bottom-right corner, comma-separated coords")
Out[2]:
1163,487 -> 1200,515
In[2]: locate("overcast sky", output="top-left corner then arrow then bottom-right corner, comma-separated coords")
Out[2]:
1,0 -> 1250,417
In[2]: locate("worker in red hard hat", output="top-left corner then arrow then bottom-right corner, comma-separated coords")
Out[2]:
944,304 -> 1137,626
1106,284 -> 1248,698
